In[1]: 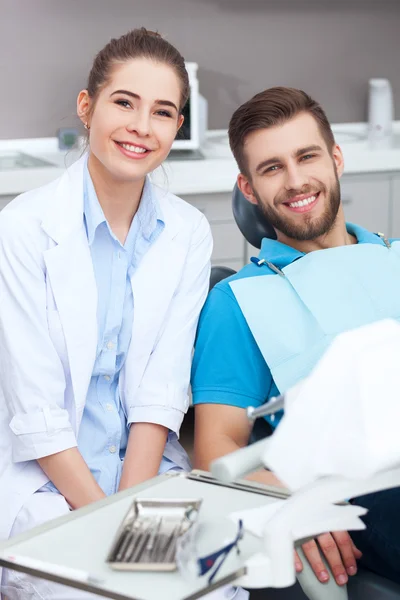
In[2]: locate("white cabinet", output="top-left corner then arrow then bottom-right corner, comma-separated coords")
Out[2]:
390,176 -> 400,238
181,192 -> 246,271
340,174 -> 391,236
0,195 -> 16,210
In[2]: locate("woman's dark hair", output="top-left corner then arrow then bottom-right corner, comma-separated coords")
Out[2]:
86,28 -> 189,116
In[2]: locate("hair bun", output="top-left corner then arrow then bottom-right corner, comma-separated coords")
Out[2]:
139,27 -> 162,39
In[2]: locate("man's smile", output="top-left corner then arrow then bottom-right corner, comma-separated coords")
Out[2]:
282,192 -> 320,213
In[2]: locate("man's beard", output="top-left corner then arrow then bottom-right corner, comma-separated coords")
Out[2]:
255,174 -> 341,242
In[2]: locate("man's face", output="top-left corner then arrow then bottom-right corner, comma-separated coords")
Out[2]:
238,112 -> 344,242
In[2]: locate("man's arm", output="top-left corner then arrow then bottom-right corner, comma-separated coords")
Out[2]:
194,403 -> 281,487
192,282 -> 285,487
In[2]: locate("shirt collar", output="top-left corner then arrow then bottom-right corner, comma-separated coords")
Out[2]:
83,160 -> 106,246
83,159 -> 164,247
346,222 -> 387,245
135,176 -> 164,242
257,222 -> 388,269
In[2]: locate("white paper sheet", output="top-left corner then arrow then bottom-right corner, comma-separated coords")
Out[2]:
262,319 -> 400,491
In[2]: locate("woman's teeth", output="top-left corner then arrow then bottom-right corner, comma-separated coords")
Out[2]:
120,143 -> 148,154
288,195 -> 317,208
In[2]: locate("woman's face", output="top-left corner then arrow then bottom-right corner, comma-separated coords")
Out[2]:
77,58 -> 183,183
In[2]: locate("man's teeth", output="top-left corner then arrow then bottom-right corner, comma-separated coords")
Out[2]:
288,195 -> 317,208
120,143 -> 147,154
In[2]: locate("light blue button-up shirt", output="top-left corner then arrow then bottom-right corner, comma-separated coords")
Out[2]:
43,161 -> 164,497
77,162 -> 164,496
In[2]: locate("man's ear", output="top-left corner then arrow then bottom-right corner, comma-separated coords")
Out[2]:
332,143 -> 344,179
237,173 -> 258,205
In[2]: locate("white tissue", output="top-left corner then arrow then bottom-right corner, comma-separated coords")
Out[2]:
230,501 -> 367,541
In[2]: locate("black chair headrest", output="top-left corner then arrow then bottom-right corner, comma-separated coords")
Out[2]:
209,266 -> 237,291
232,183 -> 277,248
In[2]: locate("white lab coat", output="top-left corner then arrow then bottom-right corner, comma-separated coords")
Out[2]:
0,156 -> 212,571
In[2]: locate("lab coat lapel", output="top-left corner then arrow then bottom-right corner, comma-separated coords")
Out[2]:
42,157 -> 97,425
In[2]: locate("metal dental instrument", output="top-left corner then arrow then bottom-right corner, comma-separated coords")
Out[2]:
129,522 -> 152,563
116,516 -> 144,562
114,527 -> 132,561
246,394 -> 285,421
123,519 -> 146,562
149,520 -> 165,563
143,516 -> 162,562
163,523 -> 181,563
157,523 -> 173,558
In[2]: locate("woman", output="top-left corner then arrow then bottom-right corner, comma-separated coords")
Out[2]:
0,28 -> 245,600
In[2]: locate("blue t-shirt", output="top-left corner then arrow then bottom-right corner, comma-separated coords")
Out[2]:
191,223 -> 390,428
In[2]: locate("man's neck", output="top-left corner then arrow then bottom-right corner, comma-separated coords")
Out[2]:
276,207 -> 357,254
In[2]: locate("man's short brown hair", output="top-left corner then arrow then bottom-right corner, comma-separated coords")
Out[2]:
228,87 -> 335,177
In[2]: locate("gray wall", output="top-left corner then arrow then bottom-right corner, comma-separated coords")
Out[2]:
1,0 -> 400,139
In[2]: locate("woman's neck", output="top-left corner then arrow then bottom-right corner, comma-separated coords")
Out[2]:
87,152 -> 145,245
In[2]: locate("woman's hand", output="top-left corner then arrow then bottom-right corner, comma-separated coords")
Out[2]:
118,422 -> 169,490
38,448 -> 106,510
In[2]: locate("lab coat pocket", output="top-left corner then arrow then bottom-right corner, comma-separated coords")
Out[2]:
46,309 -> 69,374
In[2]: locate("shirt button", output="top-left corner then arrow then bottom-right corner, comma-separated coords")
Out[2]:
104,375 -> 111,381
106,341 -> 114,350
109,445 -> 117,454
105,403 -> 113,412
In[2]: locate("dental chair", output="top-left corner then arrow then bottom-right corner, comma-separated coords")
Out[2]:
207,183 -> 400,600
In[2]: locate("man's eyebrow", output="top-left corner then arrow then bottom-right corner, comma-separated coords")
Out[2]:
255,145 -> 323,173
110,89 -> 178,112
255,156 -> 281,173
295,144 -> 323,157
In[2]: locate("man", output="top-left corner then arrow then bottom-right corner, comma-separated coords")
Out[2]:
191,87 -> 400,588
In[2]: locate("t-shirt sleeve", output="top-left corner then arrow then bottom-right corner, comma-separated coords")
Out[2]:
191,283 -> 273,409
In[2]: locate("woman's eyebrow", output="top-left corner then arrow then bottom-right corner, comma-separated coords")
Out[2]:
110,89 -> 178,112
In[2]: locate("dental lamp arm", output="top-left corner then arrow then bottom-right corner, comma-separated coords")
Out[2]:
247,395 -> 285,422
211,437 -> 271,483
210,395 -> 285,482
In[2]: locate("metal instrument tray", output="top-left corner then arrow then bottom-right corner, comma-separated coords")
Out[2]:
107,497 -> 202,572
